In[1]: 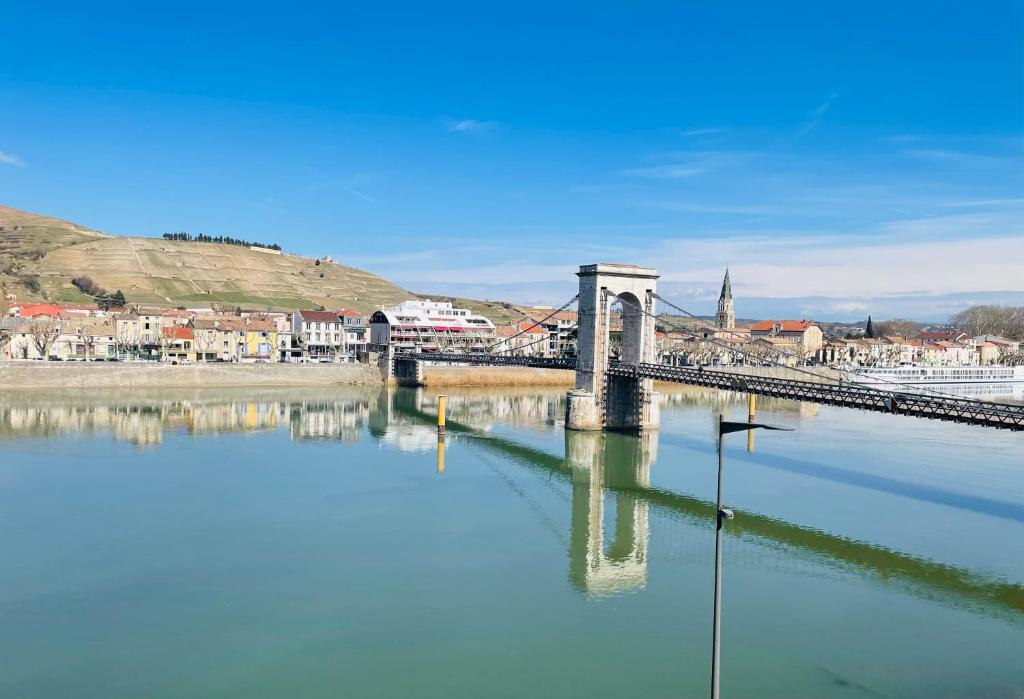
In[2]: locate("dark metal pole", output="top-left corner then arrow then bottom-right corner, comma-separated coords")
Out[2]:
711,413 -> 725,699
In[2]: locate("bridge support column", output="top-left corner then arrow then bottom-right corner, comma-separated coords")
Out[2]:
393,356 -> 424,387
566,263 -> 661,432
605,374 -> 660,431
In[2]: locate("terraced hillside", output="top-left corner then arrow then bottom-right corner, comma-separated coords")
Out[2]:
0,205 -> 532,323
0,205 -> 412,312
0,205 -> 111,300
34,236 -> 413,312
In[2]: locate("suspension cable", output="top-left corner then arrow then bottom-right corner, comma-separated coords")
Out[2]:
480,294 -> 578,353
651,292 -> 979,402
612,291 -> 976,402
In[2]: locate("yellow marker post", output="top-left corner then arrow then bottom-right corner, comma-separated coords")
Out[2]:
437,394 -> 447,436
747,394 -> 756,452
436,436 -> 446,475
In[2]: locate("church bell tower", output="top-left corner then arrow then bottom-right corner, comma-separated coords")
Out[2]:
715,269 -> 735,329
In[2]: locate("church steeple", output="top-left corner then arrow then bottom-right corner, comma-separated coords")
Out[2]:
715,268 -> 735,330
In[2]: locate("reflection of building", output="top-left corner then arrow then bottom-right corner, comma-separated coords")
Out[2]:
565,431 -> 656,595
289,399 -> 368,442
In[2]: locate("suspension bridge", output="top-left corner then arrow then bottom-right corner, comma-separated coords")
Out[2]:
393,263 -> 1024,432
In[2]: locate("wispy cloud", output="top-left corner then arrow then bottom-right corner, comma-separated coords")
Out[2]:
447,119 -> 498,133
881,134 -> 926,143
618,164 -> 704,179
340,184 -> 374,203
0,149 -> 26,167
682,127 -> 725,137
903,148 -> 1015,169
941,197 -> 1024,209
638,200 -> 782,216
308,175 -> 376,203
796,90 -> 839,139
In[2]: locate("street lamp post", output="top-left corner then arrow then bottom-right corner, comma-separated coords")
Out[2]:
711,413 -> 794,699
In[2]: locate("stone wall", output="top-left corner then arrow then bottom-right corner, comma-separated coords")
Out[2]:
0,362 -> 382,389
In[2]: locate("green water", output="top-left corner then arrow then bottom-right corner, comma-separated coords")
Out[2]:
0,386 -> 1021,698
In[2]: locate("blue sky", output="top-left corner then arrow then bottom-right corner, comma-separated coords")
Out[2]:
1,1 -> 1022,320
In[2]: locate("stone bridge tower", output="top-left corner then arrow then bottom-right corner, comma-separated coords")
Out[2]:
566,263 -> 660,431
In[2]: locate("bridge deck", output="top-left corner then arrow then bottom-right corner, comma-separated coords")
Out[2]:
611,363 -> 1024,431
396,353 -> 1024,431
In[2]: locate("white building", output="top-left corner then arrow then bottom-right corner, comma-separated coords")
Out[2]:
369,300 -> 496,352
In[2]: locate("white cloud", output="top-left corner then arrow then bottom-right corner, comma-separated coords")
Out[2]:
0,150 -> 25,167
902,149 -> 1015,169
618,165 -> 704,179
796,90 -> 839,139
638,200 -> 783,215
682,127 -> 724,137
447,119 -> 498,133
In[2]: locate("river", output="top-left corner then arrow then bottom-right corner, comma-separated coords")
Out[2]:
0,386 -> 1021,698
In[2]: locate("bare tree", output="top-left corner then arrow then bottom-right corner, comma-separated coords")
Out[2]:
115,324 -> 139,360
78,330 -> 98,361
875,319 -> 922,339
193,327 -> 216,361
951,305 -> 1024,340
0,326 -> 10,361
28,321 -> 59,360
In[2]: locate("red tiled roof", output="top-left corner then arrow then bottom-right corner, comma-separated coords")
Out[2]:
300,310 -> 342,322
162,326 -> 193,340
336,309 -> 361,318
518,321 -> 546,335
16,304 -> 62,318
750,320 -> 814,332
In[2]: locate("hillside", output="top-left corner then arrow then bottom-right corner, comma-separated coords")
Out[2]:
0,205 -> 412,313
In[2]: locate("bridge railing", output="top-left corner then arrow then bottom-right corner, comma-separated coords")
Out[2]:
611,363 -> 1024,430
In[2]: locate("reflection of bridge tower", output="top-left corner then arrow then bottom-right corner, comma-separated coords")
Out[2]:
565,430 -> 656,595
567,263 -> 660,431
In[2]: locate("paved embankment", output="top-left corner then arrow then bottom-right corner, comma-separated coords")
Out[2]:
0,361 -> 840,391
0,362 -> 383,389
421,366 -> 575,387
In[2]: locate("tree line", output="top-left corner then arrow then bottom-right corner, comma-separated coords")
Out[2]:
951,305 -> 1024,341
161,232 -> 282,251
71,276 -> 126,310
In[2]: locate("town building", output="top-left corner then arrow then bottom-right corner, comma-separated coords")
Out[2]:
162,325 -> 195,363
749,320 -> 824,360
494,320 -> 548,356
292,310 -> 348,362
369,300 -> 496,353
240,320 -> 278,362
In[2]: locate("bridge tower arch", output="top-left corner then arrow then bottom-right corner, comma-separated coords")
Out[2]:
567,263 -> 660,431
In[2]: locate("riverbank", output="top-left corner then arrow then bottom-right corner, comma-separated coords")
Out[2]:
422,366 -> 574,387
0,362 -> 382,389
0,361 -> 839,390
0,362 -> 577,390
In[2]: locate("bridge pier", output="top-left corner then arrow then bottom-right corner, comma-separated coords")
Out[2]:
566,263 -> 661,432
392,355 -> 424,387
605,373 -> 660,431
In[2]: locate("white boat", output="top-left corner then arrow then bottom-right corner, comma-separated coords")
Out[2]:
845,365 -> 1024,386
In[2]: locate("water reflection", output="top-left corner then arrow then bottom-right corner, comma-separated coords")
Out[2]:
566,431 -> 655,595
1,385 -> 1021,621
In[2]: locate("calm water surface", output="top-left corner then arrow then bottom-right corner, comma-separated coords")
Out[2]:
1,385 -> 1022,698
